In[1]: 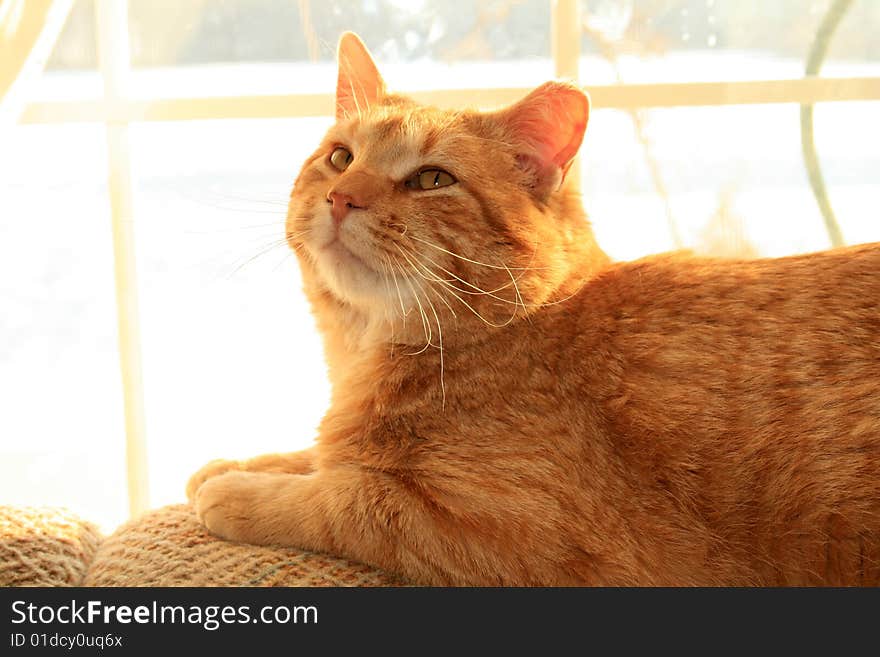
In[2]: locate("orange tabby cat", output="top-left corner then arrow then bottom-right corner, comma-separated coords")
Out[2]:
188,32 -> 880,586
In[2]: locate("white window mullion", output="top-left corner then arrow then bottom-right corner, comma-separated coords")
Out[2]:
94,0 -> 149,518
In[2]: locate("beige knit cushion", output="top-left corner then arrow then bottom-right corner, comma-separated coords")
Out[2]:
84,504 -> 405,586
0,506 -> 102,587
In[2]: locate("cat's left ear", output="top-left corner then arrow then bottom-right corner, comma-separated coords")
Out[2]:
496,81 -> 590,197
336,32 -> 386,120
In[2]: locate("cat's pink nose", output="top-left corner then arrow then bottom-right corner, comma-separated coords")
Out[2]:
327,191 -> 364,224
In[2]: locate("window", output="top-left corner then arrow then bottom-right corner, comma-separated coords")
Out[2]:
2,0 -> 878,530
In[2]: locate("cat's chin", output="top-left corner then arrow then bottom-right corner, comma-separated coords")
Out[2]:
320,238 -> 373,273
309,238 -> 391,309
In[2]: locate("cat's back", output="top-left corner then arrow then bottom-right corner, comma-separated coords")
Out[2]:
561,242 -> 880,585
571,239 -> 880,448
589,240 -> 879,327
574,241 -> 880,374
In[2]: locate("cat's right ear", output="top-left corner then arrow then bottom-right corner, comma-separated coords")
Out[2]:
336,32 -> 386,120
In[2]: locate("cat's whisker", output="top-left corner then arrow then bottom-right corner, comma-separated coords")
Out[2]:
404,312 -> 432,355
403,244 -> 507,292
440,279 -> 516,329
379,262 -> 394,359
271,250 -> 295,273
183,221 -> 286,236
285,229 -> 311,244
393,255 -> 434,355
215,234 -> 296,279
394,245 -> 455,288
397,245 -> 520,325
400,256 -> 515,330
182,197 -> 289,216
392,248 -> 459,328
390,244 -> 455,285
500,258 -> 528,318
392,246 -> 458,321
408,235 -> 548,272
422,286 -> 446,409
385,256 -> 411,324
378,258 -> 396,358
403,244 -> 523,304
409,274 -> 446,351
200,223 -> 309,279
287,243 -> 308,257
427,278 -> 458,319
534,280 -> 592,308
394,259 -> 444,362
194,185 -> 291,207
406,239 -> 555,316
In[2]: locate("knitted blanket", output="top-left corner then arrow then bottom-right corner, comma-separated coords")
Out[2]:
0,504 -> 402,587
0,506 -> 101,586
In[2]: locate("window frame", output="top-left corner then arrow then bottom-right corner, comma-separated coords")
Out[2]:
19,0 -> 880,517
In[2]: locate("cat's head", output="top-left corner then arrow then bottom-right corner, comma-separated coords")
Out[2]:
287,32 -> 601,345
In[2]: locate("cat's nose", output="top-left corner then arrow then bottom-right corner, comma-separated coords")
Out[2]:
327,191 -> 364,224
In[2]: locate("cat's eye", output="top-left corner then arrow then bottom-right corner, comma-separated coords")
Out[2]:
329,146 -> 353,171
405,169 -> 456,191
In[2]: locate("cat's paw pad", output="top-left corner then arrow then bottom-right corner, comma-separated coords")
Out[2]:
186,459 -> 240,503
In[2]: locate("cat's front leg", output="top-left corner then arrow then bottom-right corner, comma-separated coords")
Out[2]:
194,465 -> 395,551
186,448 -> 316,503
194,463 -> 584,585
194,466 -> 463,583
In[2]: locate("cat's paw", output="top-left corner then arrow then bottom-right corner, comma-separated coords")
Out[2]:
186,459 -> 240,503
194,471 -> 274,544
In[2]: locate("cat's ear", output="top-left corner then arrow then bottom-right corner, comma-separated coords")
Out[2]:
496,81 -> 590,197
336,32 -> 386,120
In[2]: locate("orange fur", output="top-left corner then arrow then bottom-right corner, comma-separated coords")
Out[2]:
189,33 -> 880,586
